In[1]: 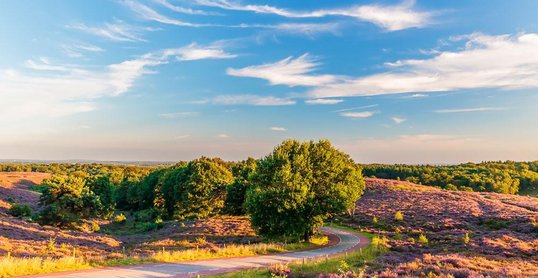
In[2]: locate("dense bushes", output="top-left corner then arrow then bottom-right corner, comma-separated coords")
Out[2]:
363,161 -> 538,194
8,203 -> 32,217
37,175 -> 113,227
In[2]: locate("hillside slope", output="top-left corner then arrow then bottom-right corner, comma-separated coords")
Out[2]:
345,178 -> 538,277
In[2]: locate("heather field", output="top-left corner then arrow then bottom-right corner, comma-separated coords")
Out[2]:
342,178 -> 538,277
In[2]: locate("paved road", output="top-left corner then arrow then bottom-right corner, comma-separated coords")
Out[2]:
35,227 -> 368,278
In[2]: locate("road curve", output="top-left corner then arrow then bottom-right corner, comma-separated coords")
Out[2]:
34,227 -> 369,278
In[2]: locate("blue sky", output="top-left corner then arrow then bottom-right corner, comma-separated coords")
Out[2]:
1,0 -> 537,163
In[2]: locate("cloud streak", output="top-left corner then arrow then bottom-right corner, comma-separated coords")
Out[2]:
434,107 -> 507,113
195,0 -> 432,31
227,54 -> 338,87
340,111 -> 374,118
309,33 -> 538,98
68,20 -> 150,42
211,95 -> 296,106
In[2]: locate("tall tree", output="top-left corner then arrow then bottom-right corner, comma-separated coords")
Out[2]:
245,139 -> 365,242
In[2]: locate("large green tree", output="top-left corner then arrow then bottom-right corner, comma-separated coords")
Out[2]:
162,157 -> 234,219
245,139 -> 365,242
224,157 -> 257,215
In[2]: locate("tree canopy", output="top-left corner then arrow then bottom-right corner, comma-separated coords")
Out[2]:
245,139 -> 365,241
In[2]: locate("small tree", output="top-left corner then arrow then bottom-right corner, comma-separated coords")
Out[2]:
37,175 -> 103,227
246,140 -> 365,242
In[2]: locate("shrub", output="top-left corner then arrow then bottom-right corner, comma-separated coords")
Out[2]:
91,222 -> 100,232
114,213 -> 127,224
372,216 -> 378,224
394,211 -> 404,221
418,234 -> 429,245
8,203 -> 32,217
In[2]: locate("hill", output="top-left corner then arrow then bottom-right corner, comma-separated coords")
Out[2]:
343,178 -> 538,277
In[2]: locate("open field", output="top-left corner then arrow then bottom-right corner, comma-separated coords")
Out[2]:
340,178 -> 538,277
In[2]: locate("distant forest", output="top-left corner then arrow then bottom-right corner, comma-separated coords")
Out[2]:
362,161 -> 538,195
2,160 -> 537,196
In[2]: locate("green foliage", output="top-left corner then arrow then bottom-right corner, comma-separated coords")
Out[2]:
37,175 -> 103,227
363,161 -> 538,194
8,203 -> 32,217
245,139 -> 365,242
85,176 -> 114,218
479,218 -> 509,230
224,158 -> 257,215
394,211 -> 404,221
162,157 -> 234,219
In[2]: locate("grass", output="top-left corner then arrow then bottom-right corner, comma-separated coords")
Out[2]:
210,225 -> 385,278
0,235 -> 329,277
0,256 -> 90,278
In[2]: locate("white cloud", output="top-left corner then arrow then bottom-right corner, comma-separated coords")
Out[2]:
68,20 -> 149,42
25,58 -> 71,71
212,95 -> 295,106
405,93 -> 427,98
340,111 -> 374,118
434,107 -> 506,113
227,54 -> 338,87
391,117 -> 407,124
273,22 -> 342,36
154,0 -> 214,15
0,40 -> 236,125
309,33 -> 538,98
173,135 -> 190,140
270,127 -> 286,131
62,42 -> 104,58
159,112 -> 199,118
121,0 -> 203,27
195,0 -> 431,31
304,98 -> 343,105
217,133 -> 230,138
333,105 -> 378,112
164,43 -> 236,61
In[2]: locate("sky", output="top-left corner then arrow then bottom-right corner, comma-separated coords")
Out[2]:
1,0 -> 537,163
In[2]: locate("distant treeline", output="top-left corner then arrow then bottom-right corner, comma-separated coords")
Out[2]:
0,163 -> 159,185
362,161 -> 538,194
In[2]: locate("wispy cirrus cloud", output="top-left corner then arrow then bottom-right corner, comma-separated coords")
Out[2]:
121,0 -> 203,27
163,43 -> 236,61
154,0 -> 215,15
227,54 -> 338,87
0,41 -> 238,125
434,107 -> 507,113
211,95 -> 295,106
270,127 -> 287,131
67,20 -> 151,42
195,0 -> 432,31
304,98 -> 343,105
340,111 -> 375,118
309,33 -> 538,98
62,42 -> 104,58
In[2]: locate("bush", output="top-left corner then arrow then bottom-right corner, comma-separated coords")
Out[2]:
8,203 -> 32,217
394,211 -> 404,221
419,234 -> 429,245
114,213 -> 127,223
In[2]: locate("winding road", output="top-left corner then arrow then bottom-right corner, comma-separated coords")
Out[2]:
34,227 -> 369,278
